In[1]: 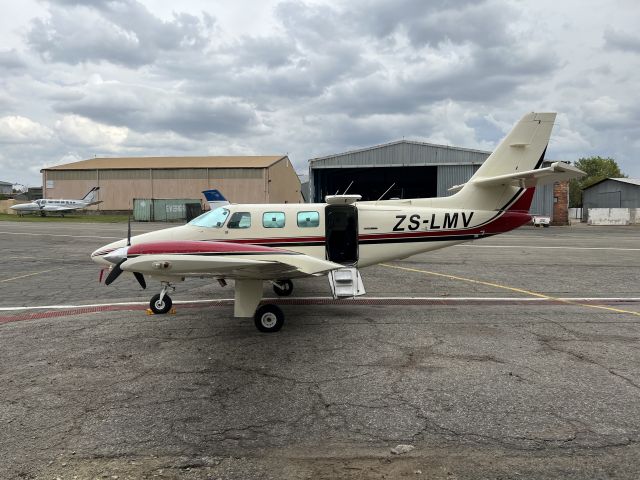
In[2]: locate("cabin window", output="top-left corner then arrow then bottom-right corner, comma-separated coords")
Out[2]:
227,212 -> 251,229
188,206 -> 230,228
297,211 -> 320,228
263,211 -> 285,228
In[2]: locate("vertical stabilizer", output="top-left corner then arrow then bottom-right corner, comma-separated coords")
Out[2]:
449,112 -> 556,211
82,186 -> 100,203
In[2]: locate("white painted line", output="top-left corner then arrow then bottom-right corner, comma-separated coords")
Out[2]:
2,297 -> 639,312
456,245 -> 640,251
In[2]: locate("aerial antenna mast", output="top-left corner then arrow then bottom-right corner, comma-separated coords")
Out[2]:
377,183 -> 396,201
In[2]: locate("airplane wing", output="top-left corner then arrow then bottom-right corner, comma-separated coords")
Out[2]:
118,241 -> 342,280
448,161 -> 584,192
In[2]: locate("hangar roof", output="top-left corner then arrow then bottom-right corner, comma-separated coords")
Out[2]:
42,155 -> 287,171
310,139 -> 491,162
309,139 -> 491,169
584,177 -> 640,190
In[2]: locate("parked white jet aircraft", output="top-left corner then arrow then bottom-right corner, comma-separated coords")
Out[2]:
92,113 -> 584,332
11,187 -> 101,216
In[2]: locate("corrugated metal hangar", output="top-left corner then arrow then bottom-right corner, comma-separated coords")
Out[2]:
309,140 -> 559,220
41,156 -> 303,211
582,178 -> 640,222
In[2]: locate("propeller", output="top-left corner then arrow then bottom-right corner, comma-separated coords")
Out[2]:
133,272 -> 147,289
105,258 -> 125,285
103,215 -> 147,289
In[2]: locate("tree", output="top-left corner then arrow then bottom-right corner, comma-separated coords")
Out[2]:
569,156 -> 626,207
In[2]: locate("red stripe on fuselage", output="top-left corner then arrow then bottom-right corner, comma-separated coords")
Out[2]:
127,241 -> 291,255
358,211 -> 531,241
508,187 -> 536,212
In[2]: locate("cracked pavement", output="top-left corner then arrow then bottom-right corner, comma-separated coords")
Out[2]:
1,221 -> 640,479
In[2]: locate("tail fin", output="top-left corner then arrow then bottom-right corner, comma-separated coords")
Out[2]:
202,189 -> 230,209
82,186 -> 99,202
442,112 -> 583,211
202,189 -> 227,202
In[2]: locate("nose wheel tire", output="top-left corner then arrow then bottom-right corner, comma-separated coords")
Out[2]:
273,279 -> 293,297
254,304 -> 284,333
150,293 -> 172,314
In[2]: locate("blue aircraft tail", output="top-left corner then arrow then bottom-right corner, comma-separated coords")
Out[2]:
202,189 -> 227,202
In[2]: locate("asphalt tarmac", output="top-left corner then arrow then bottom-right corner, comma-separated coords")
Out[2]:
1,220 -> 639,479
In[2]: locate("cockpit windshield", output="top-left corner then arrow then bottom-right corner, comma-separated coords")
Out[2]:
188,207 -> 230,228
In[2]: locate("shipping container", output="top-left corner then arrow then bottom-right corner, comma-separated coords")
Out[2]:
133,198 -> 202,222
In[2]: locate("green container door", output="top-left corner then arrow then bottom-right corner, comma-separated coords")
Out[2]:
133,198 -> 152,221
134,199 -> 201,222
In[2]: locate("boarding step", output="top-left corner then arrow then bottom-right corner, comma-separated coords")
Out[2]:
328,267 -> 366,299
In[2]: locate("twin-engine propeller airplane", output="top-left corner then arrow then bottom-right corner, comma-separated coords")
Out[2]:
12,187 -> 101,216
92,113 -> 584,332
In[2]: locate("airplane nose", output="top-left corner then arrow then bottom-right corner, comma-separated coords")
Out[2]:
103,246 -> 129,265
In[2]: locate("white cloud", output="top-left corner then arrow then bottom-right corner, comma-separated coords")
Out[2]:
0,115 -> 54,143
1,0 -> 640,186
55,114 -> 129,149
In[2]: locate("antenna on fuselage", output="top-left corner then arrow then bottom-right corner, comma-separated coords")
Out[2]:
377,183 -> 396,201
342,181 -> 354,195
127,215 -> 131,247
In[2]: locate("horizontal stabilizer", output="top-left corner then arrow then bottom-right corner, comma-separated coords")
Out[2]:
448,162 -> 585,192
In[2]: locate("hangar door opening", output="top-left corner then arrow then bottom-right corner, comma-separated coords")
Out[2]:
312,166 -> 438,202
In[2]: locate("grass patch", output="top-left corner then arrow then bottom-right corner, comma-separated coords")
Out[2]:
0,213 -> 130,223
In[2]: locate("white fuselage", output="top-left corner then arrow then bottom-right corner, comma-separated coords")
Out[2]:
91,198 -> 531,271
11,198 -> 92,213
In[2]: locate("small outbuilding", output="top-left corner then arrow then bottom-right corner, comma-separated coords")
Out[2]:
583,178 -> 640,209
41,156 -> 302,212
582,178 -> 640,223
0,180 -> 13,195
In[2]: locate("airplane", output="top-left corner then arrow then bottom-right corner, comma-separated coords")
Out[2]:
11,187 -> 102,216
202,189 -> 230,210
91,113 -> 585,333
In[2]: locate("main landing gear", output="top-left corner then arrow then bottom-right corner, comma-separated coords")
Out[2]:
254,304 -> 285,332
147,279 -> 291,333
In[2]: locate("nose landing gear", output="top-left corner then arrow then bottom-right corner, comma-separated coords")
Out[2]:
272,279 -> 293,296
149,282 -> 174,314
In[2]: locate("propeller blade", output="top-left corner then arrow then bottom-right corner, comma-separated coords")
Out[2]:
105,259 -> 125,285
133,272 -> 147,289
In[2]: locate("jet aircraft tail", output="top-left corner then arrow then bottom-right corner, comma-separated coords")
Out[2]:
82,186 -> 100,203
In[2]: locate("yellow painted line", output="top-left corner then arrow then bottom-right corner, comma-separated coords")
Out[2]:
0,267 -> 65,283
381,263 -> 640,317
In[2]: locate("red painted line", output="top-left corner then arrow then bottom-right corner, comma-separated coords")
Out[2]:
2,297 -> 638,325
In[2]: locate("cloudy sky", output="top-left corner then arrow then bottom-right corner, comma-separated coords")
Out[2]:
1,0 -> 639,187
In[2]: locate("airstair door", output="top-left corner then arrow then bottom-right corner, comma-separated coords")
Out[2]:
325,205 -> 358,265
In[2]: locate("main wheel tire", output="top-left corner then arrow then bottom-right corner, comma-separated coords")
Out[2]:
254,304 -> 284,333
273,279 -> 293,297
150,293 -> 172,314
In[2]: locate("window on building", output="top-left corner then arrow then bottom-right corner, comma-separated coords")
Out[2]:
297,211 -> 320,228
227,212 -> 251,229
263,211 -> 286,228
